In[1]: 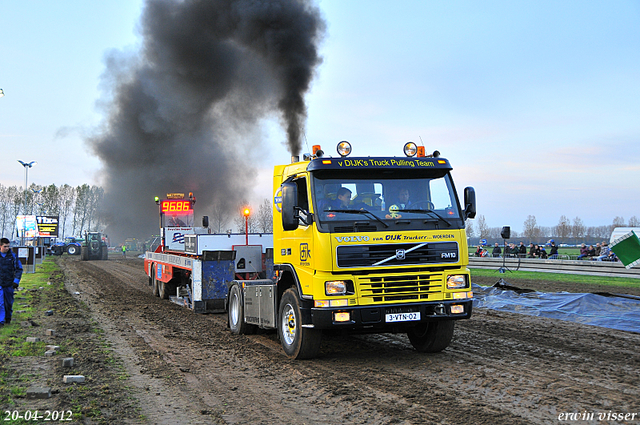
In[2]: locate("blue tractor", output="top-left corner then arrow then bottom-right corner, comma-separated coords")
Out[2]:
51,237 -> 83,256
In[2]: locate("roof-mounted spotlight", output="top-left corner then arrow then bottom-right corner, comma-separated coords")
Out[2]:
337,141 -> 351,157
426,150 -> 441,158
403,141 -> 417,157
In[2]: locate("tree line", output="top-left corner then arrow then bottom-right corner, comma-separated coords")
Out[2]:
0,183 -> 104,240
468,214 -> 640,242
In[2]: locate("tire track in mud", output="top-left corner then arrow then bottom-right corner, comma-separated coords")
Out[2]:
60,257 -> 640,424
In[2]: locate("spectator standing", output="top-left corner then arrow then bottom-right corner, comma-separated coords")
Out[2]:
548,239 -> 559,259
492,243 -> 502,257
595,243 -> 601,256
518,242 -> 527,258
0,238 -> 23,326
528,243 -> 537,258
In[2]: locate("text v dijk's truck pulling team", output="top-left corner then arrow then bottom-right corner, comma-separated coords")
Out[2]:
144,141 -> 477,359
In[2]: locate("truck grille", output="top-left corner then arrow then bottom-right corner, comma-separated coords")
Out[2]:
357,272 -> 443,304
337,242 -> 458,268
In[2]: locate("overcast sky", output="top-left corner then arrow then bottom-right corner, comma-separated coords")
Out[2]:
1,0 -> 638,233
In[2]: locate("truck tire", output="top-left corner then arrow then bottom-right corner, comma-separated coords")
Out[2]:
228,284 -> 256,335
151,264 -> 159,297
407,320 -> 455,353
278,288 -> 322,359
158,279 -> 170,299
81,247 -> 88,261
67,245 -> 80,255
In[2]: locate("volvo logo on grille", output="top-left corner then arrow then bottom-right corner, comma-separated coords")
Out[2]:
396,249 -> 406,260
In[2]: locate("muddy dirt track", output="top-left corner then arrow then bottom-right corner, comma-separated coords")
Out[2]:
59,257 -> 640,425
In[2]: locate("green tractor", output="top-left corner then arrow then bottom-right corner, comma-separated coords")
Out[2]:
81,232 -> 109,261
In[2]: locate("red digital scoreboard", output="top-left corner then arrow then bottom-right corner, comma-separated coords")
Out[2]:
160,200 -> 192,215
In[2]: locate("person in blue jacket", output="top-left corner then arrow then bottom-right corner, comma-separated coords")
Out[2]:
0,238 -> 23,326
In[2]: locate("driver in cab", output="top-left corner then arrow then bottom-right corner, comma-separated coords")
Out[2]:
329,187 -> 353,210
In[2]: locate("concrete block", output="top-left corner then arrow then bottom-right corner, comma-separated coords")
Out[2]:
60,357 -> 74,367
45,329 -> 56,336
44,350 -> 56,357
63,375 -> 85,384
26,337 -> 41,343
26,387 -> 51,399
45,345 -> 60,352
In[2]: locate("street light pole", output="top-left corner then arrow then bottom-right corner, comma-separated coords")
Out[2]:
18,160 -> 37,244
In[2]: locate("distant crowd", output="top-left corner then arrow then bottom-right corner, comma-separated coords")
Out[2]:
474,239 -> 618,261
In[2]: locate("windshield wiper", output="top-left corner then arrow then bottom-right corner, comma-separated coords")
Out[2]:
396,209 -> 452,227
324,209 -> 389,228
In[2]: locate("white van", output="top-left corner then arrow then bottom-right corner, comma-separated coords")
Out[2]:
610,227 -> 640,244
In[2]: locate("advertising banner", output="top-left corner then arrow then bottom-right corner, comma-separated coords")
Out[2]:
36,215 -> 60,237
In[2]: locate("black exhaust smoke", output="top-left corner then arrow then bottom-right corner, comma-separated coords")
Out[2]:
87,0 -> 325,242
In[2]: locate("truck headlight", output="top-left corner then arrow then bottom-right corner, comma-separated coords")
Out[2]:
446,275 -> 468,289
325,280 -> 347,295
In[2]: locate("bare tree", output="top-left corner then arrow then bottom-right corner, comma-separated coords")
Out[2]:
58,185 -> 75,237
85,186 -> 105,231
41,184 -> 60,216
611,216 -> 625,232
209,203 -> 228,233
476,215 -> 489,239
256,198 -> 273,233
523,215 -> 540,239
0,185 -> 12,237
554,215 -> 571,239
465,219 -> 475,238
629,216 -> 640,227
72,184 -> 91,235
572,216 -> 586,239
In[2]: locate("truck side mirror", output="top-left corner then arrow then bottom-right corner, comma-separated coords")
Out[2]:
281,182 -> 299,231
464,187 -> 476,219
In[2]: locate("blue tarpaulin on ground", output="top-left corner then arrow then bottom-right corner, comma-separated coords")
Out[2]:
471,283 -> 640,333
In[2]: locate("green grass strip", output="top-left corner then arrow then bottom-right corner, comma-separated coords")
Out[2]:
469,267 -> 640,288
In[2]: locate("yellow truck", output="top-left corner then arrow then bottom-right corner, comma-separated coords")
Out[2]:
227,141 -> 476,358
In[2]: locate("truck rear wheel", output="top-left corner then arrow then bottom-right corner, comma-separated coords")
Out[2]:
228,284 -> 255,335
407,320 -> 455,353
158,279 -> 170,299
151,264 -> 159,297
278,288 -> 321,359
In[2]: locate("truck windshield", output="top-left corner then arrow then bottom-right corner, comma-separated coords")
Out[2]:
312,171 -> 463,232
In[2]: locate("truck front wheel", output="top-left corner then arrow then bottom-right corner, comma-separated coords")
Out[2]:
67,245 -> 79,255
228,284 -> 255,335
407,320 -> 455,353
278,288 -> 321,359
